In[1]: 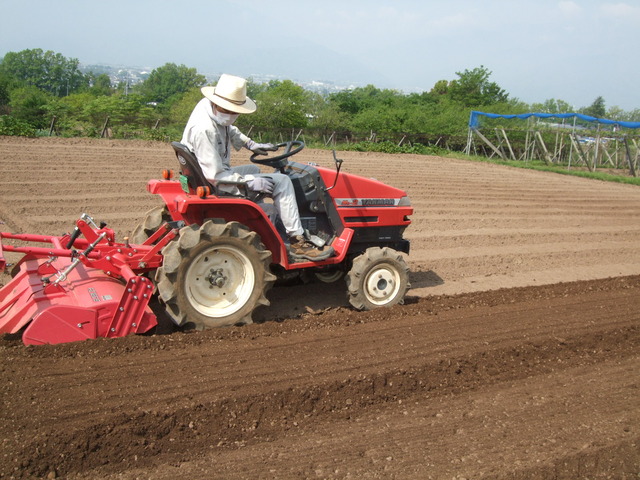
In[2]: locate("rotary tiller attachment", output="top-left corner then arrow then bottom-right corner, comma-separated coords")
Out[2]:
0,213 -> 176,345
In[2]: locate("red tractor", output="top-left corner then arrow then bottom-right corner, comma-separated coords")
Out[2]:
0,142 -> 412,344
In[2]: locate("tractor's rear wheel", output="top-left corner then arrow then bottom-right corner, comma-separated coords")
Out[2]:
131,206 -> 172,244
155,220 -> 275,329
346,247 -> 410,311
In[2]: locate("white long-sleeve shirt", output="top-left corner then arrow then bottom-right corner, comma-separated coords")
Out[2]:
180,98 -> 250,182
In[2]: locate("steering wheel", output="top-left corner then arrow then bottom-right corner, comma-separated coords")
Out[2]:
250,140 -> 305,170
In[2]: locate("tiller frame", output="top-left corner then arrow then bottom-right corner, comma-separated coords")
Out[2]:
0,214 -> 177,345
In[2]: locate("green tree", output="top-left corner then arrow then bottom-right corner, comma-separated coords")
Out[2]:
581,96 -> 606,118
0,48 -> 87,97
605,106 -> 626,122
430,79 -> 450,96
329,85 -> 402,115
246,78 -> 268,99
83,94 -> 156,132
0,72 -> 13,112
45,92 -> 98,134
168,87 -> 206,128
86,73 -> 114,96
627,108 -> 640,122
307,93 -> 350,132
240,80 -> 311,130
448,66 -> 508,107
350,105 -> 410,133
531,98 -> 574,114
9,85 -> 53,128
403,97 -> 469,136
137,63 -> 206,104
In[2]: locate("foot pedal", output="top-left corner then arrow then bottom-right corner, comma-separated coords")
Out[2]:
304,229 -> 326,248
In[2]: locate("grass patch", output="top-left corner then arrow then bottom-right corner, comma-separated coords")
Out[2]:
313,140 -> 640,187
446,152 -> 640,186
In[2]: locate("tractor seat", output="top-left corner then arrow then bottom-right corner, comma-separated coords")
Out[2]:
171,142 -> 258,200
171,142 -> 211,192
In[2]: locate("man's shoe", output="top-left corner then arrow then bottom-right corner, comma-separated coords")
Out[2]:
289,235 -> 334,262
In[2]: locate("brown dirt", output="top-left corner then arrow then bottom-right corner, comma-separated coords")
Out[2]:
0,136 -> 639,479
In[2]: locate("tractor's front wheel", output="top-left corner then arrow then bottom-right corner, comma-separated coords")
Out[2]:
155,220 -> 275,329
346,247 -> 410,311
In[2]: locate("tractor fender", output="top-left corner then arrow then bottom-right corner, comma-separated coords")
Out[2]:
176,197 -> 287,266
147,180 -> 288,264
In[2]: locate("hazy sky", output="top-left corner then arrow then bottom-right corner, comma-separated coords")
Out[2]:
1,0 -> 639,110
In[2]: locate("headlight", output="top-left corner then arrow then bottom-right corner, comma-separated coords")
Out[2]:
398,196 -> 412,206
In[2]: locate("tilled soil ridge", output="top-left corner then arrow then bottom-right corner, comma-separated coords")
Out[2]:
1,137 -> 639,479
1,276 -> 639,479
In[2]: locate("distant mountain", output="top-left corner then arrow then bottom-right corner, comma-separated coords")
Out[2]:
80,48 -> 385,95
203,39 -> 390,89
78,29 -> 395,94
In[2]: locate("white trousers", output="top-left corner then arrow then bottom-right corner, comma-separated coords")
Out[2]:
230,165 -> 260,176
230,166 -> 303,237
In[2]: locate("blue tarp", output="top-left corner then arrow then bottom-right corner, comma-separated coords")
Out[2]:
469,111 -> 640,130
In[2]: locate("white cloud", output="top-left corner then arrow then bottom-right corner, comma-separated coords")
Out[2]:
558,1 -> 582,15
600,2 -> 640,20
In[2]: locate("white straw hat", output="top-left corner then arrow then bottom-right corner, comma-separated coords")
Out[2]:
201,74 -> 257,114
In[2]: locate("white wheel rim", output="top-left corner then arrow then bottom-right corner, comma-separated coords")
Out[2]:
185,245 -> 255,318
363,264 -> 401,306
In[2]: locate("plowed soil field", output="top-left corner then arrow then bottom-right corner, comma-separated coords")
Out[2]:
0,136 -> 639,479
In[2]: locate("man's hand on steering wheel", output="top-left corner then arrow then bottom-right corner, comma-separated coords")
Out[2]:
249,141 -> 305,170
245,139 -> 278,156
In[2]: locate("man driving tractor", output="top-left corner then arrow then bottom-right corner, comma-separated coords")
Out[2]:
181,73 -> 333,262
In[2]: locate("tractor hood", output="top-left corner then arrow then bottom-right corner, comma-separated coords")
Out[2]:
318,167 -> 411,208
317,167 -> 412,233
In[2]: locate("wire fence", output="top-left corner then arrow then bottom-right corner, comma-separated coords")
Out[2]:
466,124 -> 640,175
47,115 -> 469,151
43,115 -> 640,176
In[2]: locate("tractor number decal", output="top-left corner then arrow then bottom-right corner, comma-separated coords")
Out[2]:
87,287 -> 101,303
336,198 -> 398,207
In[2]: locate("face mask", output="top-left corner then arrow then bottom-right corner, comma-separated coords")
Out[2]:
213,109 -> 239,126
